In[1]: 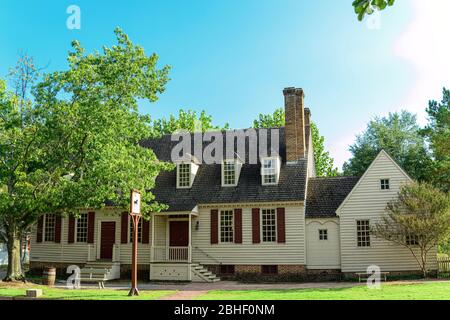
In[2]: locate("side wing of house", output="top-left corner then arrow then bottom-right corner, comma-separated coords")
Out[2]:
337,150 -> 438,273
29,209 -> 152,270
191,203 -> 306,270
305,218 -> 340,269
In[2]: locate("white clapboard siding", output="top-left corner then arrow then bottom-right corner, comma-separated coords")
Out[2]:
30,210 -> 152,265
191,205 -> 306,265
337,151 -> 438,273
306,218 -> 340,269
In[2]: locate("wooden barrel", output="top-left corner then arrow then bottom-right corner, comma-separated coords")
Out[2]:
42,267 -> 56,286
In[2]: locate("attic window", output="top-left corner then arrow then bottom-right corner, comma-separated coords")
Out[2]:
380,179 -> 390,190
177,163 -> 191,188
261,157 -> 280,185
222,160 -> 237,186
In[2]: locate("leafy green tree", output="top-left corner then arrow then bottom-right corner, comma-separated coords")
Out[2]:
0,29 -> 172,281
353,0 -> 395,21
253,108 -> 338,176
421,88 -> 450,192
152,109 -> 229,135
372,182 -> 450,278
253,108 -> 285,128
343,111 -> 433,181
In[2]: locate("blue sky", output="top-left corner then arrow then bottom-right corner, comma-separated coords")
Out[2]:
1,0 -> 449,168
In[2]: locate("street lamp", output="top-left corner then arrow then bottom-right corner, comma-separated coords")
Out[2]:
128,189 -> 141,296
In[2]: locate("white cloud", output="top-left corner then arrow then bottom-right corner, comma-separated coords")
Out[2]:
394,0 -> 450,125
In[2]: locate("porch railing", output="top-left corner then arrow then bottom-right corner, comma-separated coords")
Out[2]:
151,246 -> 191,262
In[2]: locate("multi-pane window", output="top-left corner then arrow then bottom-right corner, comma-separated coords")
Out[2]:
319,229 -> 328,240
262,158 -> 277,184
76,213 -> 88,243
223,160 -> 236,186
129,219 -> 142,243
177,163 -> 191,188
220,210 -> 234,243
44,214 -> 56,242
357,220 -> 371,247
406,234 -> 419,246
380,179 -> 390,190
261,209 -> 276,242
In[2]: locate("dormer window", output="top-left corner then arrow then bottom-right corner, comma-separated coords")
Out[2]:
175,155 -> 200,189
261,157 -> 280,185
177,163 -> 191,188
223,160 -> 236,186
222,159 -> 242,187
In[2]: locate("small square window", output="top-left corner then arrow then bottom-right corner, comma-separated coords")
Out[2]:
319,229 -> 328,240
262,265 -> 278,275
380,179 -> 390,190
220,265 -> 235,275
406,234 -> 419,246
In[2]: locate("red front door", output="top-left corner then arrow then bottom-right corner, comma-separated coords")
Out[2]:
100,222 -> 116,260
169,221 -> 189,246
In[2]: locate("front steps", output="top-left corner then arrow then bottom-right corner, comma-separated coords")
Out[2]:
79,261 -> 120,287
191,263 -> 220,283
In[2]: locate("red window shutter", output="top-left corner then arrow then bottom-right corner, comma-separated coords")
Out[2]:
87,212 -> 95,244
142,219 -> 150,244
121,212 -> 128,244
234,209 -> 242,244
68,216 -> 75,244
277,208 -> 286,243
210,209 -> 218,244
36,216 -> 43,243
55,215 -> 62,243
252,208 -> 260,244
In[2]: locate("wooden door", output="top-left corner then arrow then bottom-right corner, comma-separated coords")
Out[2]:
169,221 -> 189,246
100,222 -> 116,260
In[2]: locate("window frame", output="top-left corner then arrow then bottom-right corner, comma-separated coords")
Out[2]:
406,234 -> 419,246
261,208 -> 277,243
319,229 -> 328,241
356,219 -> 371,247
219,209 -> 234,244
261,157 -> 280,185
75,213 -> 89,243
380,179 -> 390,190
177,163 -> 191,189
43,214 -> 56,243
222,159 -> 238,187
129,217 -> 142,243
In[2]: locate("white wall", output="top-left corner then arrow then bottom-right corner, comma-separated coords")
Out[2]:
306,218 -> 340,269
191,205 -> 306,265
338,151 -> 438,273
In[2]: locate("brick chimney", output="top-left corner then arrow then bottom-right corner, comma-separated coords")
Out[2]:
283,87 -> 306,162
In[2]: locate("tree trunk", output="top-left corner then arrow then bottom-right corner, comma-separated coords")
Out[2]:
420,249 -> 428,278
4,228 -> 25,281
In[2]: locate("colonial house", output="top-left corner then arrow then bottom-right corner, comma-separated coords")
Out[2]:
29,87 -> 437,282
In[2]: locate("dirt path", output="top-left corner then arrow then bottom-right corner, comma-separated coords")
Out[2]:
158,290 -> 208,300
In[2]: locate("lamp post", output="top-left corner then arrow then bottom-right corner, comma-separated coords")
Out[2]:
128,189 -> 141,296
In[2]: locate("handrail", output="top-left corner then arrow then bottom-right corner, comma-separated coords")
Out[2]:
193,246 -> 222,265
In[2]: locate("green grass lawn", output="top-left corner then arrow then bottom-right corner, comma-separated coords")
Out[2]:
196,282 -> 450,300
0,285 -> 175,300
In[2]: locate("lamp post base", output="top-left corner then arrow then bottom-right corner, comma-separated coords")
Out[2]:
128,287 -> 140,296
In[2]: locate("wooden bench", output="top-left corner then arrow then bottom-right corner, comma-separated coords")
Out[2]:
356,272 -> 389,282
79,278 -> 107,289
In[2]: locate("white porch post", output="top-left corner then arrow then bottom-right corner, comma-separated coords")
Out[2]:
188,213 -> 192,263
150,214 -> 155,262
